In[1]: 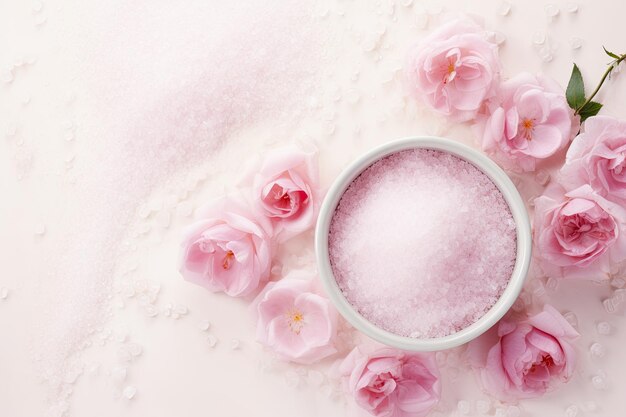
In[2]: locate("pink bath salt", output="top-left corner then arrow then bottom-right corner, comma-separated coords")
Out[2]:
328,149 -> 517,338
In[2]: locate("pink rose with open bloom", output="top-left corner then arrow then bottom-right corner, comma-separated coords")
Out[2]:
468,305 -> 579,400
405,18 -> 501,122
253,145 -> 319,242
480,73 -> 574,171
561,116 -> 626,202
339,347 -> 440,417
253,273 -> 337,364
179,196 -> 272,297
533,183 -> 626,279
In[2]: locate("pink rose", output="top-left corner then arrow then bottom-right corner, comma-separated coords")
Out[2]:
561,116 -> 626,202
253,145 -> 319,242
533,183 -> 626,279
468,305 -> 579,400
179,196 -> 272,297
480,73 -> 574,171
253,273 -> 337,364
405,18 -> 501,122
339,347 -> 440,417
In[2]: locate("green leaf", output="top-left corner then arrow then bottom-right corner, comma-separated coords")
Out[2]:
578,101 -> 603,123
566,64 -> 586,110
603,46 -> 620,60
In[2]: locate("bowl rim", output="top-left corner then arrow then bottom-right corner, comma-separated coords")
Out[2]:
314,136 -> 532,351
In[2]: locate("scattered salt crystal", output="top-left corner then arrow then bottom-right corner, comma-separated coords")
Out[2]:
198,321 -> 211,331
497,1 -> 511,16
0,287 -> 9,300
569,37 -> 583,50
566,2 -> 579,13
400,0 -> 413,6
144,305 -> 158,318
127,343 -> 143,357
611,277 -> 625,289
32,1 -> 43,13
603,298 -> 616,313
476,400 -> 491,414
506,406 -> 521,417
230,338 -> 241,350
591,373 -> 607,390
492,32 -> 506,46
206,334 -> 218,348
545,4 -> 560,18
457,400 -> 471,414
565,405 -> 579,417
123,385 -> 137,400
329,149 -> 516,338
589,342 -> 605,358
597,321 -> 611,335
546,277 -> 559,291
532,30 -> 546,45
137,204 -> 151,219
1,68 -> 13,84
34,223 -> 46,236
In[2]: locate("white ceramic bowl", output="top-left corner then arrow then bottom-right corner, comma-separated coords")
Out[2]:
315,136 -> 532,351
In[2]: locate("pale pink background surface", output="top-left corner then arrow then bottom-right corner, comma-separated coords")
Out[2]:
1,1 -> 626,416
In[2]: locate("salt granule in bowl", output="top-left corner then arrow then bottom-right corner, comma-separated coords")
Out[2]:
315,137 -> 531,351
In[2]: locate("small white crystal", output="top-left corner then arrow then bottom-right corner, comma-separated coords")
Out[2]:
566,2 -> 579,13
198,320 -> 211,331
597,321 -> 611,335
230,338 -> 240,350
546,277 -> 559,291
545,3 -> 560,18
122,385 -> 137,400
611,277 -> 625,289
0,287 -> 9,300
589,342 -> 606,358
532,30 -> 546,45
565,404 -> 579,417
506,405 -> 521,417
34,223 -> 46,236
127,343 -> 142,357
591,373 -> 607,390
476,400 -> 491,414
206,334 -> 218,348
569,37 -> 583,50
457,400 -> 470,415
497,1 -> 512,16
603,298 -> 615,313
